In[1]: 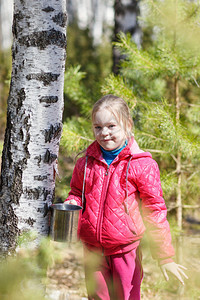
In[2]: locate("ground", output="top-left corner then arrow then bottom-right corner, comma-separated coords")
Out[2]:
46,242 -> 87,300
46,234 -> 200,300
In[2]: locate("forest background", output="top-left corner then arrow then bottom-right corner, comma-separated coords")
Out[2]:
0,0 -> 200,299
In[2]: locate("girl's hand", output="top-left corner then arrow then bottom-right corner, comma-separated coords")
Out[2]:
160,262 -> 188,285
65,199 -> 78,205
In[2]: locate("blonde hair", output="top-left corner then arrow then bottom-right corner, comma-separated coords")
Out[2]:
92,94 -> 133,139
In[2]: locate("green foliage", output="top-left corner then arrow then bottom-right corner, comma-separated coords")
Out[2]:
58,25 -> 113,197
160,170 -> 176,196
62,64 -> 94,160
141,231 -> 200,299
134,100 -> 199,159
61,23 -> 113,155
17,233 -> 55,275
61,117 -> 93,156
65,22 -> 112,114
54,20 -> 113,201
0,140 -> 3,157
101,74 -> 137,109
0,235 -> 58,300
58,1 -> 200,222
63,65 -> 92,117
0,257 -> 45,300
55,175 -> 71,202
0,50 -> 12,138
17,231 -> 38,248
102,0 -> 200,213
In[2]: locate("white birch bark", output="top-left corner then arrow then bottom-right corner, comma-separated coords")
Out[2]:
0,0 -> 67,255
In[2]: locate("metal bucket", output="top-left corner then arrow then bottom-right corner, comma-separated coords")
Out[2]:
50,203 -> 82,243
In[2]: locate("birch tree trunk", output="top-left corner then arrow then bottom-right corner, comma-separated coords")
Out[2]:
0,0 -> 67,255
113,0 -> 141,74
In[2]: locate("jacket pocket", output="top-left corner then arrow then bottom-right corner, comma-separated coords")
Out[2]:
123,198 -> 145,237
124,212 -> 138,236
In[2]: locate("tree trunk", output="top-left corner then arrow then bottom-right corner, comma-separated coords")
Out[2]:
175,77 -> 182,230
0,0 -> 67,255
113,0 -> 141,74
174,76 -> 184,296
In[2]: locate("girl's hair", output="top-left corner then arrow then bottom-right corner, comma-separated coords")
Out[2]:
92,94 -> 133,138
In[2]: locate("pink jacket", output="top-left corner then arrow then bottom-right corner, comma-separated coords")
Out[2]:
66,138 -> 175,262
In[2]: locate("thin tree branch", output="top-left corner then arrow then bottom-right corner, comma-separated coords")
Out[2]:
167,204 -> 200,211
144,148 -> 168,153
140,132 -> 166,141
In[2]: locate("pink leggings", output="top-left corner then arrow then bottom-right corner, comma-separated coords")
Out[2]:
84,248 -> 143,300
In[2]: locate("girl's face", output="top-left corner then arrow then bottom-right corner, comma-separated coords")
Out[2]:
93,109 -> 126,151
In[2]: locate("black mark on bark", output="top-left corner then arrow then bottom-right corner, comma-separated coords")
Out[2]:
26,72 -> 59,86
42,6 -> 55,12
39,96 -> 58,104
10,166 -> 23,204
45,123 -> 62,143
34,175 -> 48,181
52,12 -> 68,28
24,187 -> 40,199
23,114 -> 31,159
25,217 -> 36,226
12,12 -> 24,38
20,0 -> 25,6
16,88 -> 26,113
19,128 -> 24,141
24,187 -> 52,201
44,149 -> 57,164
18,29 -> 67,50
0,111 -> 13,175
34,155 -> 42,166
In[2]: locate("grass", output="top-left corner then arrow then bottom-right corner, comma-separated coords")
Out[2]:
141,234 -> 200,299
0,232 -> 199,299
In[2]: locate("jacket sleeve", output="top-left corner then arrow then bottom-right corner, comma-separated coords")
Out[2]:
65,157 -> 85,207
134,158 -> 175,263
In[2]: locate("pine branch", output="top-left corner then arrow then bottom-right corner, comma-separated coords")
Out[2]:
148,0 -> 166,18
140,132 -> 166,141
101,74 -> 137,108
61,117 -> 93,154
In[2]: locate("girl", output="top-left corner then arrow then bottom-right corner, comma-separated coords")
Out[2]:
65,94 -> 187,300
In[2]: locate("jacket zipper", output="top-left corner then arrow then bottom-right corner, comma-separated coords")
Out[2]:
105,165 -> 109,175
96,164 -> 110,246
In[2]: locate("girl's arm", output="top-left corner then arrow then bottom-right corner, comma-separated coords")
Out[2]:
134,158 -> 175,262
134,158 -> 188,283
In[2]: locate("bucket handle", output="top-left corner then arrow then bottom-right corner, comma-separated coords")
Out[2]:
43,155 -> 88,217
82,155 -> 88,208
